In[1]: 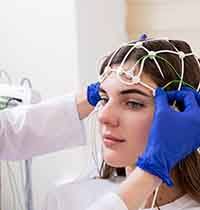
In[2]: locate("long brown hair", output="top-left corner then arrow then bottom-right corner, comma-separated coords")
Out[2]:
98,39 -> 200,203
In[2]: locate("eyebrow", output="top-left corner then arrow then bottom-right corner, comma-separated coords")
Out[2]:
99,87 -> 151,97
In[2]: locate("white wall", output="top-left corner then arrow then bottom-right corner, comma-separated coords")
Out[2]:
76,0 -> 127,85
0,0 -> 79,98
0,1 -> 127,210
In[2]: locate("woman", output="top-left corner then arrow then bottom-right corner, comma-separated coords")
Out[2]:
43,37 -> 200,210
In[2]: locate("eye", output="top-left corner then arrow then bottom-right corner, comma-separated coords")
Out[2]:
99,96 -> 108,105
126,101 -> 144,110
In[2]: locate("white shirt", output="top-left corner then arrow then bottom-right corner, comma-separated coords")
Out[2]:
43,177 -> 200,210
43,177 -> 123,210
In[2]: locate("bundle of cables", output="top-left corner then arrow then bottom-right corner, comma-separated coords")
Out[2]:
0,75 -> 40,210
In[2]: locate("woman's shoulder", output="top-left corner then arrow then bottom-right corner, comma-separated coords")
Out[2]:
43,176 -> 125,210
54,176 -> 123,196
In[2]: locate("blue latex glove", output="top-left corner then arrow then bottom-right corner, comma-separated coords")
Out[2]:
136,88 -> 200,186
87,82 -> 101,106
171,86 -> 200,106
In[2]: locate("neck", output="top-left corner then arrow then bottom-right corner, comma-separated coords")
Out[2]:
144,182 -> 185,209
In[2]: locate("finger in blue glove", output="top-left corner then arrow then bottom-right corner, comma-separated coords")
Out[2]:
87,82 -> 101,106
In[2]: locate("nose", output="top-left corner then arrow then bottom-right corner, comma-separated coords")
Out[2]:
98,101 -> 120,127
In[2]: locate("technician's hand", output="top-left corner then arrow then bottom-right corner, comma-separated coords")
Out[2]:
136,88 -> 200,186
87,82 -> 101,106
76,82 -> 100,120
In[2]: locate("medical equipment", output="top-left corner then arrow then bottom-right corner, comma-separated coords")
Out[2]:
98,36 -> 200,96
0,68 -> 41,210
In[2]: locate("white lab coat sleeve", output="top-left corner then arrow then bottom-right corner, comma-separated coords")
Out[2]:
0,94 -> 86,160
86,192 -> 128,210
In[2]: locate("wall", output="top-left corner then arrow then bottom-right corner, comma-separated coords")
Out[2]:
126,0 -> 200,53
0,0 -> 79,98
76,0 -> 127,85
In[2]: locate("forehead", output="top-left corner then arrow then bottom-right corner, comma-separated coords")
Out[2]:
100,66 -> 157,96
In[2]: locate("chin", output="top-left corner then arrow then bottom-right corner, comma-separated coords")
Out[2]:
103,152 -> 130,168
105,159 -> 125,167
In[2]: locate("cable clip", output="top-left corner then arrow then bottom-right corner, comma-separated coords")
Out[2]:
148,51 -> 156,59
135,41 -> 143,49
178,51 -> 185,59
132,76 -> 140,84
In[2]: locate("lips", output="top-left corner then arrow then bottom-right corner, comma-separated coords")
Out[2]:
103,134 -> 125,146
103,135 -> 125,142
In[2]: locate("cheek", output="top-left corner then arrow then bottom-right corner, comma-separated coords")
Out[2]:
127,109 -> 154,150
112,110 -> 154,166
126,111 -> 153,150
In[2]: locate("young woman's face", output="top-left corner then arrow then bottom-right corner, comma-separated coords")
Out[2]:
98,66 -> 157,167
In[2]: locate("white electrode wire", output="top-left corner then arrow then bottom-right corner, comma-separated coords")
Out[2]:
99,40 -> 199,95
87,108 -> 102,176
151,185 -> 160,209
89,104 -> 102,176
91,119 -> 100,173
24,159 -> 33,210
72,105 -> 101,182
197,83 -> 200,92
0,76 -> 32,210
167,41 -> 179,52
193,55 -> 200,91
7,99 -> 26,210
137,55 -> 148,78
106,47 -> 121,70
6,162 -> 17,210
20,161 -> 26,209
87,102 -> 103,175
2,95 -> 25,210
178,57 -> 184,91
99,46 -> 122,83
140,45 -> 150,54
20,78 -> 34,210
152,57 -> 165,79
20,78 -> 32,89
119,45 -> 137,67
130,55 -> 145,74
6,162 -> 25,210
2,164 -> 14,210
9,161 -> 25,210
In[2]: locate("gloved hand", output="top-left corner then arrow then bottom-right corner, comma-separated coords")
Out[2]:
136,87 -> 200,186
87,82 -> 101,106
